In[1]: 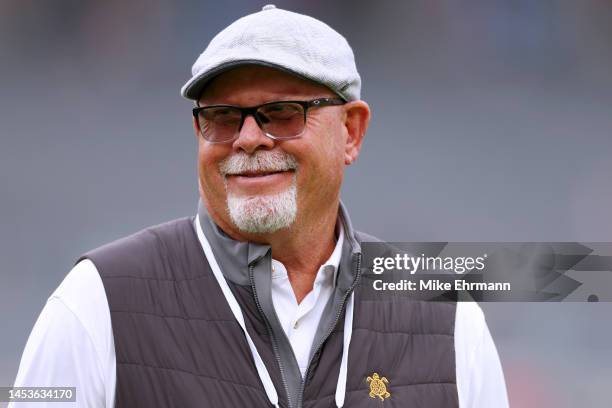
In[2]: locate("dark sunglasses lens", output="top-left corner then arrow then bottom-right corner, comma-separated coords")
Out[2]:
257,103 -> 305,138
197,107 -> 242,142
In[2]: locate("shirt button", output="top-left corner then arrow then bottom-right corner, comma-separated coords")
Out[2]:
293,320 -> 299,329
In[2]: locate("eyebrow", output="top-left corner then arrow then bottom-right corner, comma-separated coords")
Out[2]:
198,95 -> 337,107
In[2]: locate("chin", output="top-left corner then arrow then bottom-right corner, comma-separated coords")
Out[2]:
226,184 -> 298,234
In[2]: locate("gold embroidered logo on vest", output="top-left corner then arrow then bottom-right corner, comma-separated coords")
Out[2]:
367,372 -> 390,401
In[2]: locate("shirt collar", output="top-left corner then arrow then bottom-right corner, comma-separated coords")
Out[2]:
196,198 -> 359,288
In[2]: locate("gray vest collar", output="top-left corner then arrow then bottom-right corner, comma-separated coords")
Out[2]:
197,199 -> 363,407
196,199 -> 361,289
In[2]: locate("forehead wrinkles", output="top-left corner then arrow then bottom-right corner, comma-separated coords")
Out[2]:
201,87 -> 336,107
199,67 -> 337,106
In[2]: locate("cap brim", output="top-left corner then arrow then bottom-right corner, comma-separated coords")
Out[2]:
180,59 -> 346,101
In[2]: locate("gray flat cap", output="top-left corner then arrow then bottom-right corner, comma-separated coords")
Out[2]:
181,4 -> 361,102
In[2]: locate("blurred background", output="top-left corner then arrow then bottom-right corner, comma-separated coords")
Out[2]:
1,0 -> 611,406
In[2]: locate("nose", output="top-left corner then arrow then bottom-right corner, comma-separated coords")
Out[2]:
233,114 -> 275,154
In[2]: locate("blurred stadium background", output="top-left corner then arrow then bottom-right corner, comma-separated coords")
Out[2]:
1,1 -> 611,406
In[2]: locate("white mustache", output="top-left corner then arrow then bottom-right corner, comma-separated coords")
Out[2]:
219,150 -> 298,176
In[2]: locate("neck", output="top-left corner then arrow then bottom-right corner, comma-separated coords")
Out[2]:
270,206 -> 338,303
205,198 -> 340,303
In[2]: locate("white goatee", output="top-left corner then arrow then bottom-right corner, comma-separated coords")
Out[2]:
220,150 -> 298,234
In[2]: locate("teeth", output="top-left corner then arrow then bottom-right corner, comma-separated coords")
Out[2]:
245,172 -> 274,177
229,169 -> 292,177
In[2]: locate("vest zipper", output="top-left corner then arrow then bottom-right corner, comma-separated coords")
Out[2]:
249,264 -> 291,408
296,252 -> 362,408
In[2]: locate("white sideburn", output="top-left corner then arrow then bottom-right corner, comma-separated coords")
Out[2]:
195,214 -> 354,408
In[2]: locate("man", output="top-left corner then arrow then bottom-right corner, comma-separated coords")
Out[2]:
12,5 -> 508,408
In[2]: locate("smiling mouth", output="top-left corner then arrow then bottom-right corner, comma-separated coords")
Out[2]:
227,169 -> 295,178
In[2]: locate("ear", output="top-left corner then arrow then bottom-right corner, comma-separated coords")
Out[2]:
342,100 -> 371,165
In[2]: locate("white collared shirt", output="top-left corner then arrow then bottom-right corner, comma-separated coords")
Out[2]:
271,219 -> 344,378
11,218 -> 508,408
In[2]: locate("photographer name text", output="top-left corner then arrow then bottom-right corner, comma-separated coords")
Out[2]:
372,279 -> 511,292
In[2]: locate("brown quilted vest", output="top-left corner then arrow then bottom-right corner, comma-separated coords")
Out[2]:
79,214 -> 457,408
